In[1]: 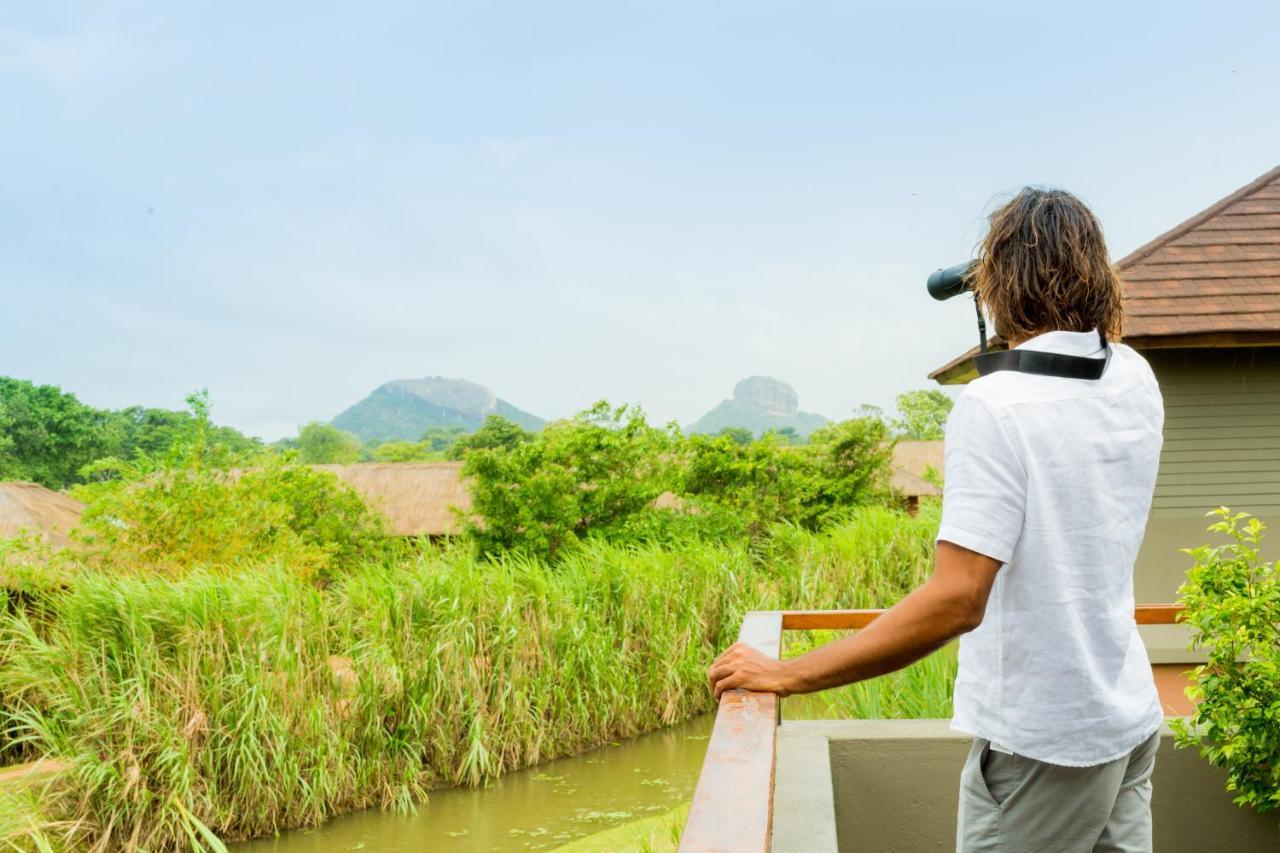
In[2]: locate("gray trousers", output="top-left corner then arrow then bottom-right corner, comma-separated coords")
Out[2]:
957,729 -> 1161,853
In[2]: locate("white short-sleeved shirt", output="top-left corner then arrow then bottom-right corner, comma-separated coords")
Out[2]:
939,329 -> 1165,767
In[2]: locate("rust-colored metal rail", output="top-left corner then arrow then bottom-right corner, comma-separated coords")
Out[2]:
678,604 -> 1184,853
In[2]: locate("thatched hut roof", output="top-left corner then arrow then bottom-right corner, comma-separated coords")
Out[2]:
312,462 -> 472,536
0,482 -> 85,547
890,440 -> 944,498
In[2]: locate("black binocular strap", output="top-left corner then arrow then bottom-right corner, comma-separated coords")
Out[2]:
974,345 -> 1112,380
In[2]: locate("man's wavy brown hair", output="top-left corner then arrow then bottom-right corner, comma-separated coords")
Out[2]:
973,187 -> 1123,343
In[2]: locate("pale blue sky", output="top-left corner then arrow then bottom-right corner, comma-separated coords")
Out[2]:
3,2 -> 1278,439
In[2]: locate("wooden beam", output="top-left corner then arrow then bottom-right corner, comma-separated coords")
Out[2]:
781,609 -> 883,630
782,605 -> 1182,631
680,611 -> 782,853
1134,603 -> 1185,624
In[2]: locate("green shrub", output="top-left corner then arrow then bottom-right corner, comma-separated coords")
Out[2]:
460,403 -> 679,559
673,417 -> 893,538
67,393 -> 389,581
1170,508 -> 1280,816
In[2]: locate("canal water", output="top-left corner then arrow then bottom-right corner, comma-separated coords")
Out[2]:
235,715 -> 712,852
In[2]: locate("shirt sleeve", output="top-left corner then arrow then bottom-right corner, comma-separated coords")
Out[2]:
936,394 -> 1027,564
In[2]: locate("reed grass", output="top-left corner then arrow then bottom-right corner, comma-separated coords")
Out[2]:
0,503 -> 941,849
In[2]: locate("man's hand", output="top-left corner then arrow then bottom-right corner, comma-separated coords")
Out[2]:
706,542 -> 1000,701
707,642 -> 795,700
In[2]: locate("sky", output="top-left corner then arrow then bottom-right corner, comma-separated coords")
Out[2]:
3,1 -> 1279,441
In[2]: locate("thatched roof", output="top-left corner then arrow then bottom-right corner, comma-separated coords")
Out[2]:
890,440 -> 943,498
312,462 -> 472,536
0,482 -> 84,547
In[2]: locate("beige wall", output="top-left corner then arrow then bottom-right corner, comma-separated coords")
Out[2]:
1137,347 -> 1280,659
1138,346 -> 1280,600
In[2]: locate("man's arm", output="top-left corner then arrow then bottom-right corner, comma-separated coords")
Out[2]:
707,541 -> 1000,700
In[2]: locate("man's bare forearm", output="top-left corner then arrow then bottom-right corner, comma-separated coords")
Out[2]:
707,541 -> 999,701
783,579 -> 978,695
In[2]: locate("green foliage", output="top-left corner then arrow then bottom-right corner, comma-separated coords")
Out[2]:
682,416 -> 892,536
461,403 -> 678,559
370,440 -> 437,462
447,414 -> 531,460
891,389 -> 953,440
458,404 -> 895,558
106,404 -> 261,463
68,393 -> 388,581
762,425 -> 803,446
681,433 -> 812,537
295,421 -> 363,464
0,376 -> 261,490
422,425 -> 466,448
715,426 -> 754,446
1170,509 -> 1280,816
0,377 -> 116,489
372,427 -> 468,462
0,504 -> 940,848
804,417 -> 894,524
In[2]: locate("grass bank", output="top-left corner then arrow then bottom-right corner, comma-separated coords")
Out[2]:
0,503 -> 939,849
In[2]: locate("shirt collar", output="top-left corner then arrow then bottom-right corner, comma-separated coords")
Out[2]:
1014,329 -> 1105,357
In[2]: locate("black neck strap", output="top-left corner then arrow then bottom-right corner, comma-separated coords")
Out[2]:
975,335 -> 1112,380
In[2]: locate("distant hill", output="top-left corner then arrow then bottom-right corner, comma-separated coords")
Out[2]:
332,377 -> 544,444
688,376 -> 828,438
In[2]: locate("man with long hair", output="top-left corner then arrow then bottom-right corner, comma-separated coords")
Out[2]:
709,188 -> 1164,852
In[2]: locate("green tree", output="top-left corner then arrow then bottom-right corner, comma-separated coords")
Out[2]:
762,426 -> 802,446
0,376 -> 115,488
421,426 -> 466,453
105,405 -> 260,462
681,433 -> 811,537
682,417 -> 892,534
805,417 -> 894,525
296,422 -> 362,464
448,415 -> 530,460
461,403 -> 676,559
715,426 -> 754,446
891,389 -> 953,440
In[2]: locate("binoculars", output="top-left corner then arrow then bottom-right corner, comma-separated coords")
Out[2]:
927,260 -> 976,301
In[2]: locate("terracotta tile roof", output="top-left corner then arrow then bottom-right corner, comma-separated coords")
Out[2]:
1117,164 -> 1280,345
930,165 -> 1280,383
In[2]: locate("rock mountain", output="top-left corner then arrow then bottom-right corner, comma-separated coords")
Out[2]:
688,376 -> 828,438
332,377 -> 544,444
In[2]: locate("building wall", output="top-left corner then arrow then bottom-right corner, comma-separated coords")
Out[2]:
1137,347 -> 1280,602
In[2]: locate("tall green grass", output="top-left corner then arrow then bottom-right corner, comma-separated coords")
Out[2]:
0,504 -> 941,849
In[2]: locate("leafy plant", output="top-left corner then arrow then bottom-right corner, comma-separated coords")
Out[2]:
460,403 -> 678,559
1170,508 -> 1280,816
295,421 -> 363,464
69,392 -> 389,581
891,389 -> 953,440
0,376 -> 117,489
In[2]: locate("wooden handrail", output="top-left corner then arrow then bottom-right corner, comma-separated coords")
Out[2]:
681,611 -> 781,852
678,604 -> 1185,852
782,603 -> 1184,631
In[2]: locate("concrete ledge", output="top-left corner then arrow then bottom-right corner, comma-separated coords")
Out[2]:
772,723 -> 840,853
772,720 -> 1280,853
